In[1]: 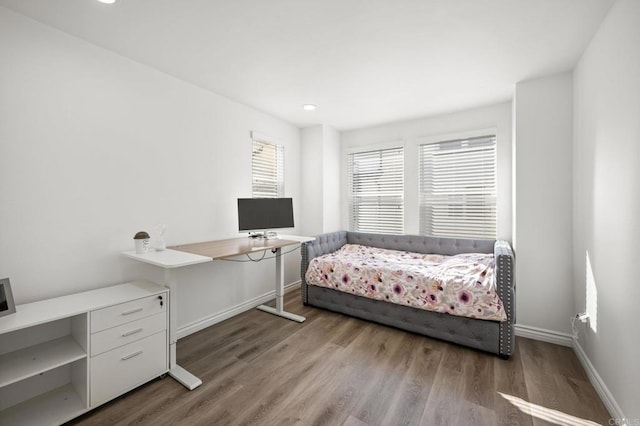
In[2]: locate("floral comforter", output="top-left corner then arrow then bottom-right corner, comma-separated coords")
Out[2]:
305,244 -> 506,322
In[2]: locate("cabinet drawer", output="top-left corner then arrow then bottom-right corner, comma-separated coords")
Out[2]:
91,293 -> 166,333
90,331 -> 167,407
90,312 -> 166,356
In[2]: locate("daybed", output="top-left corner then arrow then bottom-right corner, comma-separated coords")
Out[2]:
301,231 -> 515,358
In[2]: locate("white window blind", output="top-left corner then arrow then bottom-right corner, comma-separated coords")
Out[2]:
419,135 -> 496,239
252,139 -> 284,198
348,147 -> 404,234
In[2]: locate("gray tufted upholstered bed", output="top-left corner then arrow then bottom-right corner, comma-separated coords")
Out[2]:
301,231 -> 515,359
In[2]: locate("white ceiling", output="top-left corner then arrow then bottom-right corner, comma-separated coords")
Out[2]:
0,0 -> 614,130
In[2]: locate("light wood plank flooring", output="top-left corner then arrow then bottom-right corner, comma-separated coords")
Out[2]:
69,291 -> 611,425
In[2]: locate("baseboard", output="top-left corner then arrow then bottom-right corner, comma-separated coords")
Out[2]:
514,324 -> 573,347
573,339 -> 625,421
177,280 -> 302,339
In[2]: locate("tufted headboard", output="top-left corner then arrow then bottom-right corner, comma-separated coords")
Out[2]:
345,231 -> 495,255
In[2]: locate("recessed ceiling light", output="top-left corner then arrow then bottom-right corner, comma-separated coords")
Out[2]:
97,0 -> 117,4
302,104 -> 317,111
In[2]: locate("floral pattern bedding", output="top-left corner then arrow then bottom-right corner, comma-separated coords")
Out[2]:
305,244 -> 506,322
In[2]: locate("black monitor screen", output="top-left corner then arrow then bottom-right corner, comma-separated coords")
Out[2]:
238,198 -> 294,231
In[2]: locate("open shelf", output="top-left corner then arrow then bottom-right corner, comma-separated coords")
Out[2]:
0,335 -> 86,387
0,383 -> 85,426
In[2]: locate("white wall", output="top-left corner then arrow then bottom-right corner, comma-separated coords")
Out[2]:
0,7 -> 302,334
322,125 -> 341,233
340,102 -> 513,240
300,124 -> 341,236
573,0 -> 640,419
513,73 -> 573,335
300,126 -> 324,236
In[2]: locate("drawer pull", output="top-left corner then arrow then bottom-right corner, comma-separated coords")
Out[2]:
121,350 -> 143,361
121,307 -> 143,316
121,328 -> 143,337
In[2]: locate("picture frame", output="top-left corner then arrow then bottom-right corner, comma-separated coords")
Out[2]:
0,277 -> 16,318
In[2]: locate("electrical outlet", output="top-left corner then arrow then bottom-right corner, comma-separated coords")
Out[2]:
576,312 -> 589,323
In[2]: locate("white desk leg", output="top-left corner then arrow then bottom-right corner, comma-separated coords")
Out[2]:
257,247 -> 306,322
164,269 -> 202,390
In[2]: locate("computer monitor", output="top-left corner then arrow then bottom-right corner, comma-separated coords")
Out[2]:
237,198 -> 294,237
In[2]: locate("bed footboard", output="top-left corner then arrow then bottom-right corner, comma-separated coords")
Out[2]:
495,240 -> 515,358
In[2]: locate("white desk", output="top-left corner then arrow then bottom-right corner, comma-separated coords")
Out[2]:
121,234 -> 313,391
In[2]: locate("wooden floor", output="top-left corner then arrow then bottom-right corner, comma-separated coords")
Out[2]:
70,291 -> 611,426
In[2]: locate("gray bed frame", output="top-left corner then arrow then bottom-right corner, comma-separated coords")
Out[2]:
301,231 -> 515,359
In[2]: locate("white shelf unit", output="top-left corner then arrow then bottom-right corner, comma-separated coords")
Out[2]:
0,280 -> 168,426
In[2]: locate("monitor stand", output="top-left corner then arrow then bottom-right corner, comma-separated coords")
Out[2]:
248,231 -> 279,239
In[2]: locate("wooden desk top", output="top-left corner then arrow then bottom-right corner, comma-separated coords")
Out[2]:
170,237 -> 302,260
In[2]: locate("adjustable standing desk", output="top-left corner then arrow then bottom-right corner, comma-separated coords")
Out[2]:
121,235 -> 312,391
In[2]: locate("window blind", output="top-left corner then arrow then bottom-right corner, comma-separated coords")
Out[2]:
348,147 -> 404,234
252,139 -> 284,198
419,135 -> 496,239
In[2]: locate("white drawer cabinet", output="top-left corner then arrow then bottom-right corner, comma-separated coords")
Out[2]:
89,291 -> 168,408
0,281 -> 169,426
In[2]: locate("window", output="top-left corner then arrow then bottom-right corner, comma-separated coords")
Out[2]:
252,138 -> 284,198
419,135 -> 496,239
348,146 -> 404,234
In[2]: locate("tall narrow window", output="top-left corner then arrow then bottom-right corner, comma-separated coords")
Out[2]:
252,138 -> 284,198
419,135 -> 496,239
348,146 -> 404,234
